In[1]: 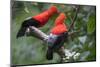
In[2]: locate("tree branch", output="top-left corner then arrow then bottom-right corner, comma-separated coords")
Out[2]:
68,5 -> 80,32
68,30 -> 81,36
26,26 -> 48,42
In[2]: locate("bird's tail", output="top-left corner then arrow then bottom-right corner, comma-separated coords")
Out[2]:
46,47 -> 53,60
16,27 -> 27,38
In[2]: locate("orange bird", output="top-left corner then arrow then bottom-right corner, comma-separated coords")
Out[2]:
17,6 -> 58,38
46,13 -> 68,60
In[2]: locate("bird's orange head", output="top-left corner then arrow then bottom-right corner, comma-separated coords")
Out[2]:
55,13 -> 66,26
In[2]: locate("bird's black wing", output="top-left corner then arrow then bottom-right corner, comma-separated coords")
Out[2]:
16,18 -> 40,38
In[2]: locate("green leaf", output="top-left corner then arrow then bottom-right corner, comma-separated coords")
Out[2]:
65,17 -> 71,26
87,15 -> 96,34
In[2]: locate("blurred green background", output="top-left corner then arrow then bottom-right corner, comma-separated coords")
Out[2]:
11,1 -> 96,65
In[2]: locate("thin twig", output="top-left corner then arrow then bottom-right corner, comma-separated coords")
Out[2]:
68,5 -> 80,32
68,30 -> 81,36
